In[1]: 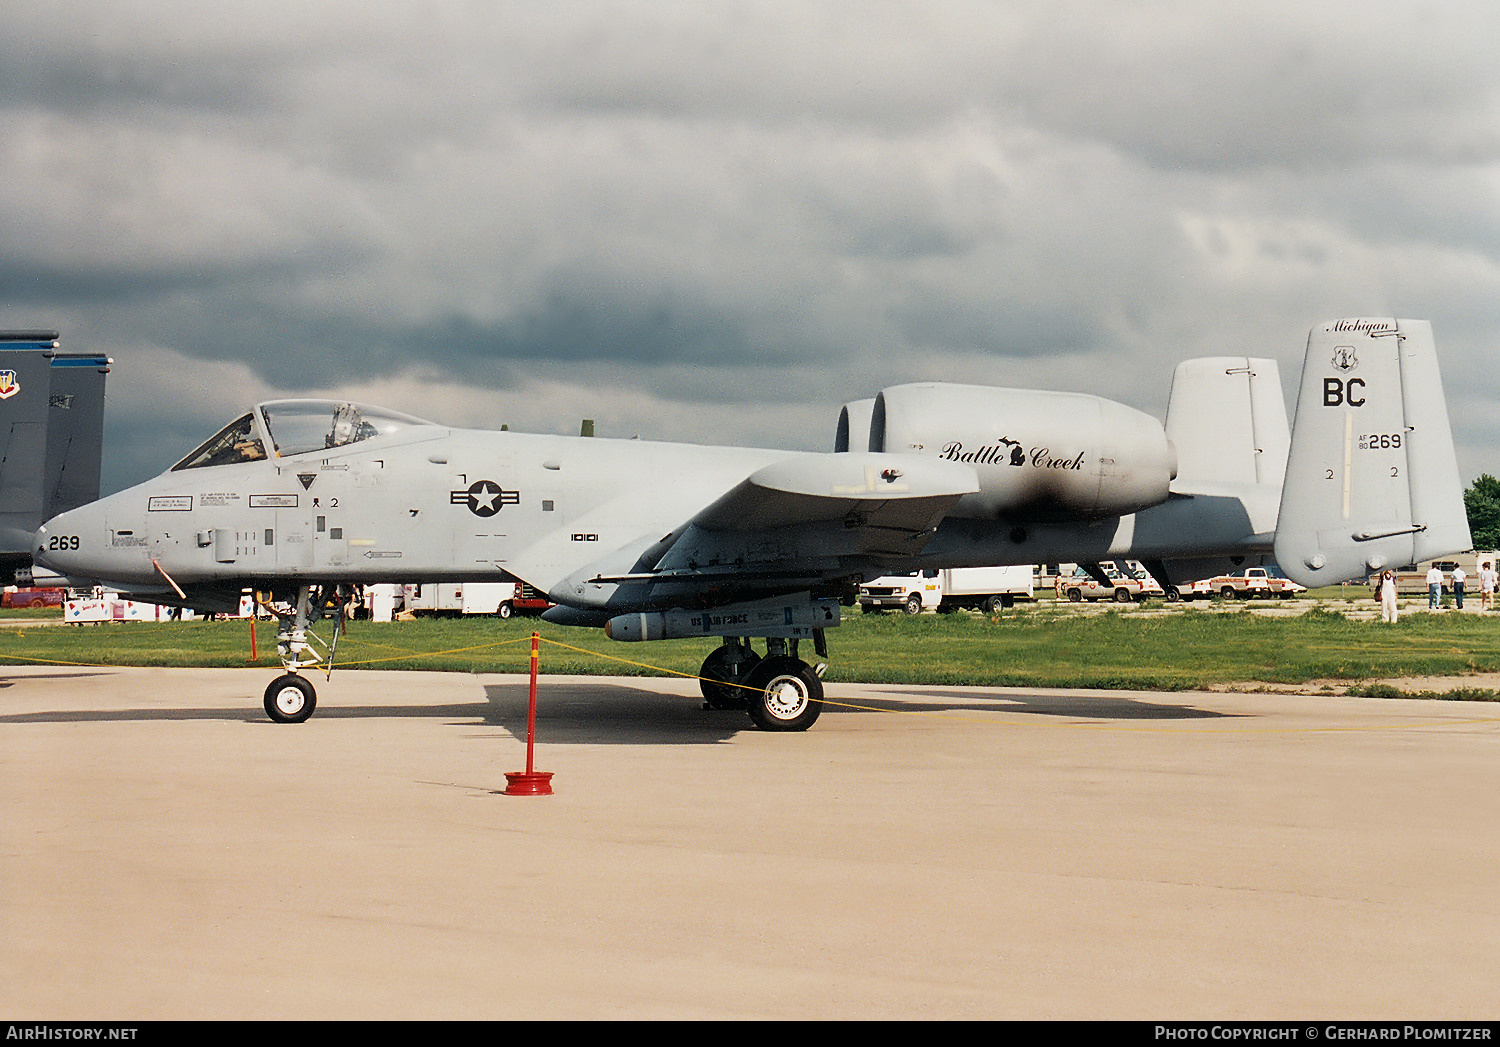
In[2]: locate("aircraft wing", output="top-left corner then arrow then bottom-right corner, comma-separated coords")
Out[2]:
550,451 -> 979,610
683,452 -> 976,533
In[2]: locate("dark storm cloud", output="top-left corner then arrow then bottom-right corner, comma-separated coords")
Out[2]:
1,1 -> 1497,493
167,287 -> 782,390
2,46 -> 277,120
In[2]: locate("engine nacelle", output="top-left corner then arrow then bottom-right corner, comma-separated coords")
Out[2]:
866,383 -> 1177,518
834,398 -> 876,452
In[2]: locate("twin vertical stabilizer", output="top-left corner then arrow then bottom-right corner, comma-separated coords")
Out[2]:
1165,356 -> 1289,490
1274,319 -> 1470,586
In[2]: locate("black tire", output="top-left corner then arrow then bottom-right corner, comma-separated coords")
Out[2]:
1166,587 -> 1181,603
264,674 -> 316,724
497,601 -> 513,619
744,657 -> 823,732
1113,588 -> 1131,603
1067,588 -> 1082,603
985,595 -> 1006,614
903,594 -> 922,615
699,644 -> 759,710
1220,585 -> 1237,599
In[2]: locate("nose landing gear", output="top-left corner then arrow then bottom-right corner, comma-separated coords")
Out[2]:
264,673 -> 317,724
258,583 -> 348,723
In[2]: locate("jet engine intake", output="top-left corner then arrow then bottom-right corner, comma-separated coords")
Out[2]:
868,383 -> 1177,518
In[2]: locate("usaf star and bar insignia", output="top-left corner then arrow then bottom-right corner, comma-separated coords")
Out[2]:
451,480 -> 520,517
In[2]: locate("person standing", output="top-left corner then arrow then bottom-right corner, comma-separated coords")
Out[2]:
1451,563 -> 1467,611
1380,570 -> 1399,623
1427,563 -> 1444,609
1481,561 -> 1497,612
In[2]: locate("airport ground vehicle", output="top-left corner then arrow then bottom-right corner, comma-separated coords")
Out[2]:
1177,567 -> 1307,600
859,565 -> 1034,614
401,580 -> 551,617
1,586 -> 64,608
1055,563 -> 1165,603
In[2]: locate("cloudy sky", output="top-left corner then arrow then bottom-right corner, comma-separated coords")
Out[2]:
3,0 -> 1498,494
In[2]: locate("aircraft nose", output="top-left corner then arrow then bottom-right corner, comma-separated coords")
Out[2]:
34,502 -> 108,581
34,518 -> 75,572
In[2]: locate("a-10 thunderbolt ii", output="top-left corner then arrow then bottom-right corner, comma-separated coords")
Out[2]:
33,319 -> 1471,730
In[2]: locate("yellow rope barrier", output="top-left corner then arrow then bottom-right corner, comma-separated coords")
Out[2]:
333,635 -> 536,668
0,652 -> 113,668
539,636 -> 742,683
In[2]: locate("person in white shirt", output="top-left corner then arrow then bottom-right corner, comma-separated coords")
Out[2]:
1451,564 -> 1467,610
1481,561 -> 1497,612
1380,570 -> 1399,623
1427,564 -> 1444,609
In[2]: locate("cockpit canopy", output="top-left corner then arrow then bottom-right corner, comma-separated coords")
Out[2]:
257,401 -> 435,457
172,400 -> 436,471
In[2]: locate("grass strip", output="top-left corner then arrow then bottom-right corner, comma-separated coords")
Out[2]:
5,603 -> 1500,693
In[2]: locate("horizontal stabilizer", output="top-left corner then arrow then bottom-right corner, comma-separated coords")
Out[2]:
1274,319 -> 1470,586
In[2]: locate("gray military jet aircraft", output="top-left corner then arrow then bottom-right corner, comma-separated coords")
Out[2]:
33,318 -> 1471,730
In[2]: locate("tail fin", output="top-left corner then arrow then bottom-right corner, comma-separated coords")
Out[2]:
43,350 -> 109,519
0,332 -> 110,578
1273,318 -> 1470,586
1165,357 -> 1288,489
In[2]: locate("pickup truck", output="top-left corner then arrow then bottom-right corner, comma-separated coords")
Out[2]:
1055,567 -> 1164,603
1177,568 -> 1307,600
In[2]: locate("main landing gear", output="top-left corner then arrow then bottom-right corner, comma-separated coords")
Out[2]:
698,633 -> 828,731
259,583 -> 348,724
